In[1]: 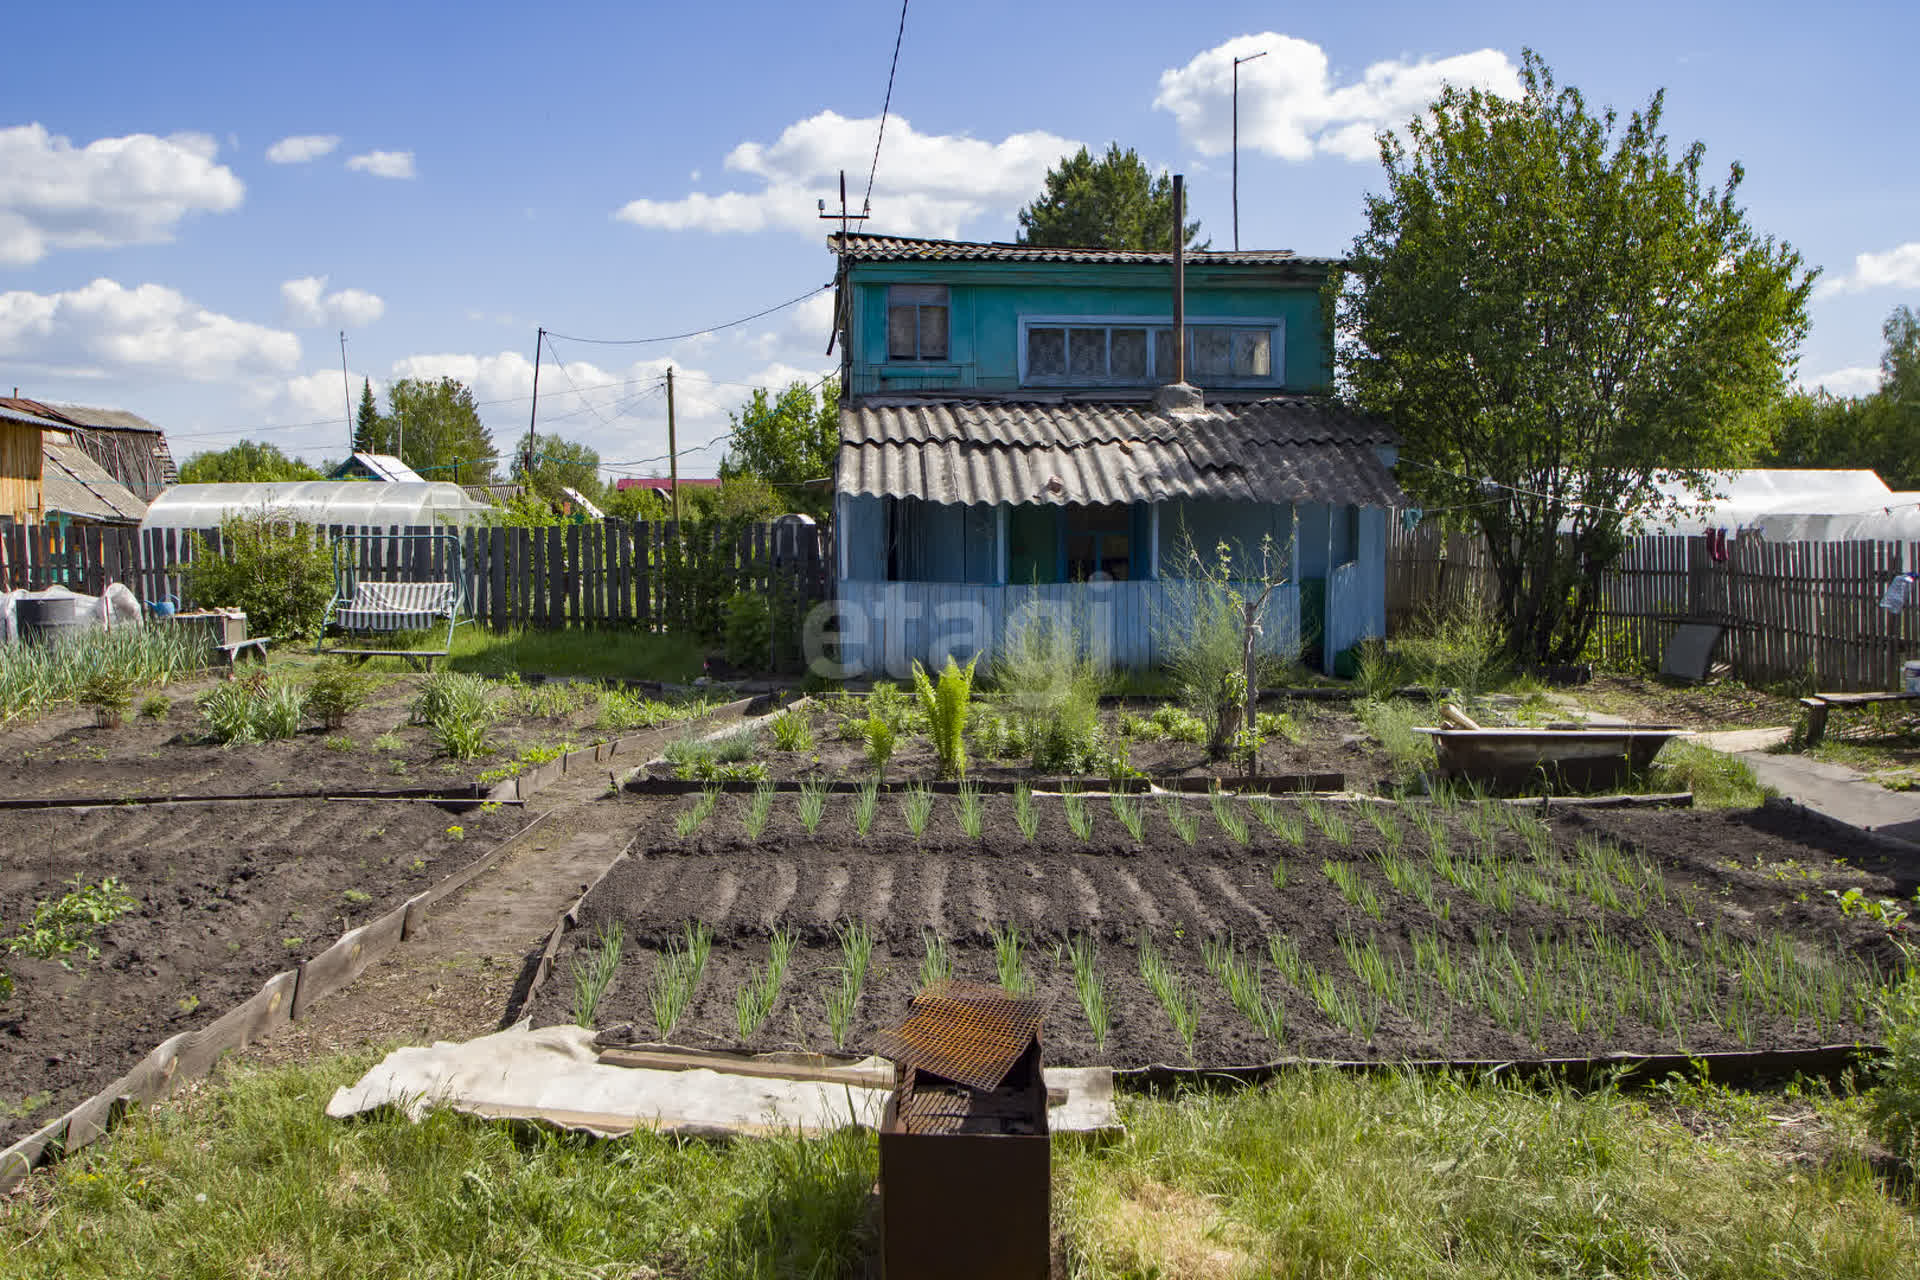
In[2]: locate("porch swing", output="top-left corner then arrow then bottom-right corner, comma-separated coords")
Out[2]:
314,530 -> 467,670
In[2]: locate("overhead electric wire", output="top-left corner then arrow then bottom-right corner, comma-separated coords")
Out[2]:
862,0 -> 910,213
543,284 -> 832,347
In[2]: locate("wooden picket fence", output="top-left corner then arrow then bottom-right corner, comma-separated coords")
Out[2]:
1,518 -> 831,641
1386,520 -> 1918,691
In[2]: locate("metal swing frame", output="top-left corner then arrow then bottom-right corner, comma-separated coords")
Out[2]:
314,531 -> 468,670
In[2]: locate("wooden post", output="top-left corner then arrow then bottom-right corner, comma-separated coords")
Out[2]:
667,367 -> 680,524
1171,176 -> 1186,386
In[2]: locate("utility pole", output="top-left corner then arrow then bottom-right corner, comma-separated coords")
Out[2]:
1172,175 -> 1186,385
666,366 -> 680,524
1233,49 -> 1267,251
525,327 -> 544,488
338,331 -> 352,455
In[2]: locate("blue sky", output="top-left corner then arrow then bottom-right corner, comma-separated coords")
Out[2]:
3,0 -> 1912,481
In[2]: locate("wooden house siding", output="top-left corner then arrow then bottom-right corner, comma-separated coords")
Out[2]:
1,422 -> 43,524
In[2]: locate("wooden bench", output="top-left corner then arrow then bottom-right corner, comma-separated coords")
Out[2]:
1798,690 -> 1920,747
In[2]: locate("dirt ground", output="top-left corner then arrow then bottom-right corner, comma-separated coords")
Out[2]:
0,672 -> 627,802
530,797 -> 1908,1070
0,798 -> 529,1147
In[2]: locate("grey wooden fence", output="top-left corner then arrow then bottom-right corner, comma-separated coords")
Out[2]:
1386,520 -> 1918,691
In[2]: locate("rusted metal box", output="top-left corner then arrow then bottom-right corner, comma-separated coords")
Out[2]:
875,982 -> 1050,1280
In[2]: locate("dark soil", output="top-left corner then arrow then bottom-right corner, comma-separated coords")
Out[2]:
0,672 -> 624,801
0,798 -> 528,1147
655,698 -> 1386,787
531,797 -> 1908,1071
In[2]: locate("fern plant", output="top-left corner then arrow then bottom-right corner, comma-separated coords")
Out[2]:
911,654 -> 977,777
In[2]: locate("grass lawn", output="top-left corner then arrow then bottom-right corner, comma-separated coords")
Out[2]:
3,1053 -> 1912,1279
344,626 -> 708,683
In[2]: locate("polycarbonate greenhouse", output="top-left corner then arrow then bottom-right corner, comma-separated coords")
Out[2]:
140,482 -> 493,536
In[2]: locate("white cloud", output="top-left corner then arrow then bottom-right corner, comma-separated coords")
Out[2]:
279,275 -> 386,328
1154,34 -> 1520,162
0,278 -> 300,380
1817,242 -> 1920,297
615,110 -> 1080,238
0,123 -> 244,265
265,133 -> 340,164
347,149 -> 416,180
1801,365 -> 1882,397
273,367 -> 381,423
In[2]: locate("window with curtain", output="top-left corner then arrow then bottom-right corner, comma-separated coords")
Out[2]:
887,285 -> 950,360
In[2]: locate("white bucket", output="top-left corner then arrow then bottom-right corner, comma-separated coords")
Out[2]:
1903,660 -> 1920,694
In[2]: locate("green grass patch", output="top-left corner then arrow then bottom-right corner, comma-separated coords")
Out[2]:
1358,697 -> 1437,784
1646,740 -> 1774,808
359,627 -> 704,682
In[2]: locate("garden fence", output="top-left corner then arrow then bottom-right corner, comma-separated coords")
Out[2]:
1,518 -> 831,643
1386,519 -> 1918,691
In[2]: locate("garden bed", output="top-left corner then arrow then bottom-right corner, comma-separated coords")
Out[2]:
0,670 -> 717,802
532,796 -> 1906,1071
0,798 -> 528,1147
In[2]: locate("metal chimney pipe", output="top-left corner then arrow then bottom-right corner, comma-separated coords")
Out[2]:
1171,174 -> 1186,386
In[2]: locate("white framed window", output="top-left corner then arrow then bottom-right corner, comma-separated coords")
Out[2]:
1018,314 -> 1282,386
887,285 -> 949,360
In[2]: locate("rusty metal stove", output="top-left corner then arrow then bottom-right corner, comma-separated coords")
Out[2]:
874,980 -> 1050,1279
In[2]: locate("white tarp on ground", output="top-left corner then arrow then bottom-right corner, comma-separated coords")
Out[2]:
327,1023 -> 1120,1139
0,584 -> 143,644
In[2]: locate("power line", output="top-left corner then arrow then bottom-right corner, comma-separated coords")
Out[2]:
543,284 -> 832,346
863,0 -> 910,214
541,332 -> 618,430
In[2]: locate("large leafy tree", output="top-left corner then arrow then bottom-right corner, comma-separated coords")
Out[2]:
718,378 -> 837,518
177,440 -> 323,484
1341,53 -> 1813,663
1016,144 -> 1205,250
1769,306 -> 1920,488
513,435 -> 605,508
382,377 -> 498,485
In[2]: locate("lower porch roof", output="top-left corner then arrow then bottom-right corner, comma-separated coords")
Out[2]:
836,395 -> 1404,509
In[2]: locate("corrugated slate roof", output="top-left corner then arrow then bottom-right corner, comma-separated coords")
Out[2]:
41,434 -> 146,523
828,232 -> 1341,269
838,397 -> 1402,509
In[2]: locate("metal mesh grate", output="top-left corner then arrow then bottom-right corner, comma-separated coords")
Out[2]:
872,980 -> 1043,1093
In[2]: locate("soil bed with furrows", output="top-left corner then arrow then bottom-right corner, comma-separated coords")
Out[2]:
532,797 -> 1908,1071
0,798 -> 527,1146
0,672 -> 691,802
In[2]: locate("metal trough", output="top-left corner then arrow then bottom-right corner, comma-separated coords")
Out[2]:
1416,725 -> 1688,793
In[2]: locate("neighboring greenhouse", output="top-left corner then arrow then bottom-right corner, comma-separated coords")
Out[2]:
140,482 -> 493,537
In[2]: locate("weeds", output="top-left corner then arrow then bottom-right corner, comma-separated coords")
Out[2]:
674,785 -> 722,839
1138,929 -> 1199,1060
1013,782 -> 1039,841
1062,787 -> 1094,840
991,923 -> 1032,996
796,779 -> 828,834
1066,934 -> 1109,1049
571,923 -> 625,1028
647,922 -> 713,1039
1210,787 -> 1250,844
900,781 -> 934,838
742,779 -> 777,839
954,781 -> 984,839
918,930 -> 952,992
733,929 -> 796,1040
6,876 -> 136,968
854,776 -> 880,838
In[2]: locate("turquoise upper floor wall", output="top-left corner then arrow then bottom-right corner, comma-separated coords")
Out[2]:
840,258 -> 1333,398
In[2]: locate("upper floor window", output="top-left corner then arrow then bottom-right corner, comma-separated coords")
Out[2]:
1020,317 -> 1279,386
887,285 -> 949,360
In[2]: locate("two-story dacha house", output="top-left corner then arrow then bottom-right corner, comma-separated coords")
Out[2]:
826,233 -> 1403,677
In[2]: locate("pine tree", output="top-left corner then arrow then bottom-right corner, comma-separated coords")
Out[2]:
353,379 -> 385,454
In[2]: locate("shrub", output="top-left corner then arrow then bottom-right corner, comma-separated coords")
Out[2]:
78,669 -> 134,727
992,615 -> 1104,770
1158,537 -> 1291,759
723,591 -> 772,671
198,674 -> 307,744
183,509 -> 334,641
137,693 -> 170,721
1871,950 -> 1920,1167
303,662 -> 368,730
412,672 -> 498,759
912,655 -> 977,777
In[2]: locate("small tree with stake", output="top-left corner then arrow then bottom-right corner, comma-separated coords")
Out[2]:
1341,52 -> 1813,664
1161,535 -> 1294,770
